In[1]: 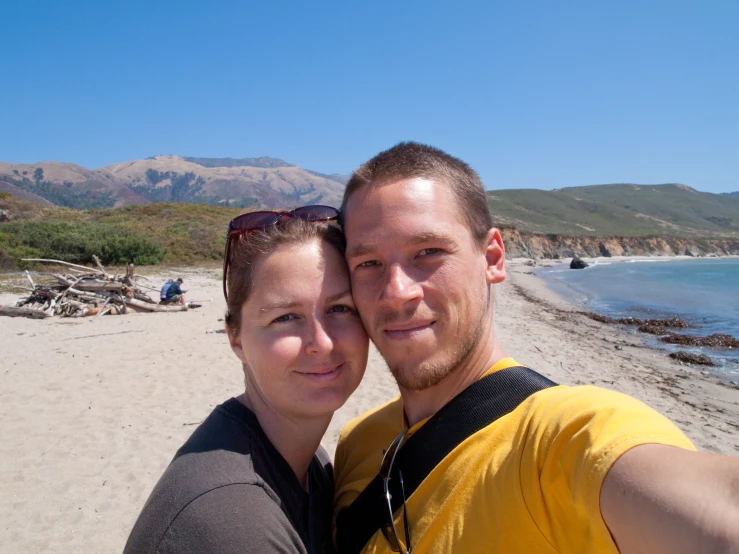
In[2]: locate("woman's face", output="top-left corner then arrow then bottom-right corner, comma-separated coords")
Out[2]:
229,238 -> 369,420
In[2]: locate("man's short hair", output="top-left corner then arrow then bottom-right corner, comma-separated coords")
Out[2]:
340,142 -> 494,243
176,278 -> 183,283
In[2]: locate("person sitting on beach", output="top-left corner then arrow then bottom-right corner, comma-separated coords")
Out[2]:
333,142 -> 739,554
125,210 -> 368,553
159,279 -> 173,302
161,277 -> 186,305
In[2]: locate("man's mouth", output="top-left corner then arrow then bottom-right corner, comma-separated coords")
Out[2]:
383,320 -> 435,340
296,363 -> 343,382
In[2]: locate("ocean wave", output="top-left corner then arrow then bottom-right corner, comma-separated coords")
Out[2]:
624,259 -> 674,263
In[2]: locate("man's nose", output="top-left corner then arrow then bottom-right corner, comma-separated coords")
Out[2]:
304,319 -> 334,355
380,264 -> 423,309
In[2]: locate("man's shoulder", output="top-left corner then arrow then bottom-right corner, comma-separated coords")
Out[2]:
519,384 -> 694,454
338,395 -> 403,447
334,396 -> 402,484
526,383 -> 664,417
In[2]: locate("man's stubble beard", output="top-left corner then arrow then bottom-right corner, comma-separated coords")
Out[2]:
382,287 -> 492,392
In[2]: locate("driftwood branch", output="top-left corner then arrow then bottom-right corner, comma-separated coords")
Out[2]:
0,306 -> 51,319
22,259 -> 101,273
92,255 -> 110,278
125,298 -> 188,312
11,255 -> 194,319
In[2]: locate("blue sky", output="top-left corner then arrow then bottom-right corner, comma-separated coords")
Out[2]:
1,1 -> 737,193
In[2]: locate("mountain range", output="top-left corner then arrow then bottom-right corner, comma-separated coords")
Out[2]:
0,156 -> 349,210
0,155 -> 737,239
487,183 -> 739,237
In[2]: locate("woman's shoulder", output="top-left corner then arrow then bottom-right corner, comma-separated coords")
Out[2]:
125,399 -> 306,553
127,480 -> 307,553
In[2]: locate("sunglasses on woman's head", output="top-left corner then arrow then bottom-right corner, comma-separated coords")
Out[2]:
222,205 -> 340,302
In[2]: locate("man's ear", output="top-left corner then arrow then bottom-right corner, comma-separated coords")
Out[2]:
483,228 -> 506,285
227,327 -> 248,365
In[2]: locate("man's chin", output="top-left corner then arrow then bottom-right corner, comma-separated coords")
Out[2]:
387,356 -> 458,392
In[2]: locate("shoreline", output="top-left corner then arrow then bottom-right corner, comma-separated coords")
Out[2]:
522,255 -> 739,377
0,263 -> 737,552
504,260 -> 739,455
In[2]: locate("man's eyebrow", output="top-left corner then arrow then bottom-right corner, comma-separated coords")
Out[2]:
348,232 -> 458,259
407,231 -> 458,247
346,242 -> 379,260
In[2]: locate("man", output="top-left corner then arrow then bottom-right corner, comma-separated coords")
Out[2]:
163,277 -> 186,305
334,142 -> 739,553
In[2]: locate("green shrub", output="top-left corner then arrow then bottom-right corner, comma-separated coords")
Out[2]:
98,232 -> 164,265
0,221 -> 164,268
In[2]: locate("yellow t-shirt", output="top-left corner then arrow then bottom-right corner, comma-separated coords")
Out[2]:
334,357 -> 695,554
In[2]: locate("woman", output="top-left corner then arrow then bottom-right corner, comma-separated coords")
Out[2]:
125,207 -> 369,554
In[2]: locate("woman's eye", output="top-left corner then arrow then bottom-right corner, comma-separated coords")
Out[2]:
357,260 -> 379,268
272,314 -> 297,324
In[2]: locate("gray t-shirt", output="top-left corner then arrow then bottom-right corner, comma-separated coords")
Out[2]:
124,398 -> 335,554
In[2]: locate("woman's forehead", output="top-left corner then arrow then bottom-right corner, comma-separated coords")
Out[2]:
246,241 -> 350,307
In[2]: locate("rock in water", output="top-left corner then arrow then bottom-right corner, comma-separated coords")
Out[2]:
668,351 -> 715,366
570,256 -> 589,269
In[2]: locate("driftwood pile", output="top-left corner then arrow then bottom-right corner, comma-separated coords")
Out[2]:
0,256 -> 189,320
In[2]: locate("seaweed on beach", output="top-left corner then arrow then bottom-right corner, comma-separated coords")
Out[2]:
580,312 -> 689,330
581,311 -> 739,349
660,333 -> 739,348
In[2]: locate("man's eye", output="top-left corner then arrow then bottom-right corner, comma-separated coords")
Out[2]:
329,304 -> 355,314
419,248 -> 441,256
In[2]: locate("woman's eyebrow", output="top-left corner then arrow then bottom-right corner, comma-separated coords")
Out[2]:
258,289 -> 351,313
259,300 -> 301,313
326,289 -> 352,304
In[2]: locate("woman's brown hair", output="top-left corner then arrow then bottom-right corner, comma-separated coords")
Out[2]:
224,217 -> 346,336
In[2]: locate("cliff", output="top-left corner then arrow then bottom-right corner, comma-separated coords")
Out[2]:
500,228 -> 739,259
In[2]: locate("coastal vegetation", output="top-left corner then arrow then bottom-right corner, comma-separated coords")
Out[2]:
0,194 -> 241,269
1,180 -> 739,270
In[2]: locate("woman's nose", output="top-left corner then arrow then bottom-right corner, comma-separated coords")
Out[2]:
305,319 -> 334,355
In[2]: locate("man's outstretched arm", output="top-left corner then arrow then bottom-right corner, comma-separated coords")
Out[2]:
601,445 -> 739,554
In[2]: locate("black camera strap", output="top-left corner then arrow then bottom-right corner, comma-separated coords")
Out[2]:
335,365 -> 557,554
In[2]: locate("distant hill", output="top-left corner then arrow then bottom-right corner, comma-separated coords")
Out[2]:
722,191 -> 739,196
487,183 -> 739,238
0,156 -> 348,210
3,190 -> 738,271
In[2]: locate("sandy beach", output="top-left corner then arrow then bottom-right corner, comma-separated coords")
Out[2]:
1,261 -> 737,553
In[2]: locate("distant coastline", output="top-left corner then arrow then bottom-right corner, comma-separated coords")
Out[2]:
502,229 -> 739,260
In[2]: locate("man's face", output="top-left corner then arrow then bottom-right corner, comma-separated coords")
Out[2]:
344,177 -> 503,391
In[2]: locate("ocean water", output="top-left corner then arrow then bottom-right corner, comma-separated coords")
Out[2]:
537,258 -> 739,376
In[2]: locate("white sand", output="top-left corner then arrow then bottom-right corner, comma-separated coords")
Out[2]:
0,263 -> 737,553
